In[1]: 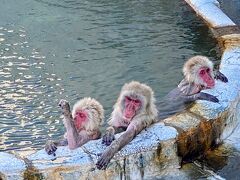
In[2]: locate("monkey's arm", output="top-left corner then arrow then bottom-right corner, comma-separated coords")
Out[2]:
59,99 -> 89,149
97,122 -> 144,170
45,139 -> 68,155
183,92 -> 219,103
214,70 -> 228,83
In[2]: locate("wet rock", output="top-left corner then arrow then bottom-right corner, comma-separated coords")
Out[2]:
219,34 -> 240,49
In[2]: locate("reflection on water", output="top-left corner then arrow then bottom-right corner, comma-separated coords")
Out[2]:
0,0 -> 219,151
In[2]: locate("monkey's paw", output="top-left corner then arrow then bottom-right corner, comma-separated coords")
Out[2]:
58,99 -> 71,115
102,131 -> 115,146
96,150 -> 113,170
200,92 -> 219,103
45,140 -> 57,156
216,71 -> 228,83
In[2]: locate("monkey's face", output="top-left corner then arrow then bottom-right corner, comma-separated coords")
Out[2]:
73,109 -> 88,130
123,96 -> 142,121
198,67 -> 215,88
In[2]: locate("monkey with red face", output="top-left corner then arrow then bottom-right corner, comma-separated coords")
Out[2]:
96,81 -> 158,169
45,98 -> 104,155
157,55 -> 228,120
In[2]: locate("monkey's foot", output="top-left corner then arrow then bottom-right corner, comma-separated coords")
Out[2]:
96,150 -> 113,170
45,140 -> 57,156
102,131 -> 115,146
58,99 -> 71,115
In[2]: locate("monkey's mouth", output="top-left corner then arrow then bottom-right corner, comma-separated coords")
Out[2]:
122,116 -> 133,126
124,110 -> 136,120
206,82 -> 215,88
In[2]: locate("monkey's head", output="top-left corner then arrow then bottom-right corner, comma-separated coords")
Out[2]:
183,56 -> 215,88
72,97 -> 104,131
119,81 -> 156,122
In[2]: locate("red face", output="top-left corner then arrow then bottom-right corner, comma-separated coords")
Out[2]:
199,67 -> 215,88
123,96 -> 141,121
74,110 -> 88,130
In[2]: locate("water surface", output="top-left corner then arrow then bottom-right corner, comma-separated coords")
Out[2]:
0,0 -> 219,151
219,0 -> 240,25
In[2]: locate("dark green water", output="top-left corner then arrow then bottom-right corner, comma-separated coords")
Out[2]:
0,0 -> 219,151
219,0 -> 240,25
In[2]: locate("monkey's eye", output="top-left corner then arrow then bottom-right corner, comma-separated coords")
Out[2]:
134,99 -> 141,104
206,68 -> 210,73
126,96 -> 132,102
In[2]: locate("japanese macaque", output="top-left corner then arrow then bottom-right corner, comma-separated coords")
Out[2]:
45,98 -> 104,155
157,55 -> 228,120
96,81 -> 158,169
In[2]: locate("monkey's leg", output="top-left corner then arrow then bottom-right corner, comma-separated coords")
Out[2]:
214,70 -> 228,83
184,92 -> 219,103
45,139 -> 68,155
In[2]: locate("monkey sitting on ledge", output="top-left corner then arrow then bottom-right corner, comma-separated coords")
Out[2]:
157,55 -> 228,120
96,81 -> 158,169
45,98 -> 104,155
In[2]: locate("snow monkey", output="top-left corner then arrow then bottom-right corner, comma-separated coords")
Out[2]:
157,55 -> 228,120
96,81 -> 158,169
45,98 -> 104,155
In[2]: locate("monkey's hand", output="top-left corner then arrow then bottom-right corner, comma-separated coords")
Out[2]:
215,71 -> 228,83
96,148 -> 114,170
102,127 -> 115,146
45,140 -> 57,156
58,99 -> 71,116
198,92 -> 219,103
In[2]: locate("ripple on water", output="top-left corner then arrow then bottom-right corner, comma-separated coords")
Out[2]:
0,26 -> 64,151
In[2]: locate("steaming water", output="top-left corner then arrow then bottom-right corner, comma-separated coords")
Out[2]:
0,0 -> 219,151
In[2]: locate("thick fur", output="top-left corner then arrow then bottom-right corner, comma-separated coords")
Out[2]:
109,81 -> 158,127
183,56 -> 214,86
72,97 -> 104,132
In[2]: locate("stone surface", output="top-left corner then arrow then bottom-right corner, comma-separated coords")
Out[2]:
26,122 -> 179,179
185,0 -> 235,28
0,152 -> 26,179
164,112 -> 201,132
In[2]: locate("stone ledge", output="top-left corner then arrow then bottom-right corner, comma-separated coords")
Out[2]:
0,152 -> 26,180
184,0 -> 235,28
4,122 -> 178,179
